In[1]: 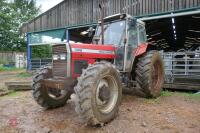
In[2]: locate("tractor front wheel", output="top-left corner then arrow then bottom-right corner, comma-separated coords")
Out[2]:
74,62 -> 122,126
32,65 -> 71,109
135,51 -> 164,98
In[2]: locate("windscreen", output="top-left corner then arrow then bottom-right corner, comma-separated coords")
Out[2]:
95,20 -> 126,45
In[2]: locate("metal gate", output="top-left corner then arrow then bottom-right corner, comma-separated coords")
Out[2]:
163,52 -> 200,90
31,58 -> 52,70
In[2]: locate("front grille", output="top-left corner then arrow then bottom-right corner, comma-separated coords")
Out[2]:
53,44 -> 67,53
52,44 -> 67,77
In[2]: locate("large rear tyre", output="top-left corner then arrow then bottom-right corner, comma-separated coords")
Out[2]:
32,65 -> 71,109
135,51 -> 164,98
74,62 -> 122,126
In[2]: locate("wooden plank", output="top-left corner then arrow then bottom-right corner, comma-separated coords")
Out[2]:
139,0 -> 142,15
158,0 -> 162,13
5,82 -> 31,91
190,0 -> 194,8
186,0 -> 190,8
142,0 -> 145,15
178,0 -> 182,9
194,0 -> 198,7
146,0 -> 148,15
152,0 -> 155,14
161,0 -> 165,12
148,0 -> 152,14
136,0 -> 140,16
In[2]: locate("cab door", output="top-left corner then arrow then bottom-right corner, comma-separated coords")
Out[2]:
124,21 -> 147,72
124,20 -> 138,71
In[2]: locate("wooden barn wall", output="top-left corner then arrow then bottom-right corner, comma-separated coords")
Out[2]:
21,0 -> 200,33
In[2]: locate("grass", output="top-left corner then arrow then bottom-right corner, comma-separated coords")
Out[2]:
161,90 -> 200,100
144,91 -> 173,104
0,66 -> 23,72
16,72 -> 33,78
0,91 -> 19,100
144,90 -> 200,103
6,91 -> 18,97
161,91 -> 173,97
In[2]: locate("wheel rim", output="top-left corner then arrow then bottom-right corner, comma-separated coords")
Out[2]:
47,88 -> 68,100
151,60 -> 162,93
95,75 -> 118,114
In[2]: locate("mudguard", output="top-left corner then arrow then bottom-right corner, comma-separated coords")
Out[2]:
128,43 -> 149,72
134,43 -> 148,57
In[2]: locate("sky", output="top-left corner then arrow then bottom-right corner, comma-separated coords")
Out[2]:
36,0 -> 63,13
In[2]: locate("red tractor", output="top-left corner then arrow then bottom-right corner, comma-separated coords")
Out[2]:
32,14 -> 164,126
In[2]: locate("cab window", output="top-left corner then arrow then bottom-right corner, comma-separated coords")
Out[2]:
128,25 -> 138,47
138,24 -> 146,44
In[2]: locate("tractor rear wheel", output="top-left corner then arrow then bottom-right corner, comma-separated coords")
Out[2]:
74,62 -> 122,126
32,65 -> 71,109
135,51 -> 164,98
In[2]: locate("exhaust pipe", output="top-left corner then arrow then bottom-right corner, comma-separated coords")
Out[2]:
99,4 -> 104,45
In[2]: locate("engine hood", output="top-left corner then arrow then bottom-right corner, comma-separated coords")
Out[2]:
70,43 -> 116,59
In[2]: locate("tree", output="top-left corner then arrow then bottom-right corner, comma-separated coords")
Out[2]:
0,0 -> 40,51
0,0 -> 13,51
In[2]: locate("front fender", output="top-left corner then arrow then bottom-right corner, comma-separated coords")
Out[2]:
134,43 -> 148,57
127,43 -> 149,73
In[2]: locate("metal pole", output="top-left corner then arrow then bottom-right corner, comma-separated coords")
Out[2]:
65,29 -> 71,77
26,33 -> 31,70
99,4 -> 104,44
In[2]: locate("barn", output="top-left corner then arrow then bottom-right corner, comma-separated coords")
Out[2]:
21,0 -> 200,90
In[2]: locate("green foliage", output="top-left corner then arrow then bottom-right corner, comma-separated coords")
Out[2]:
161,91 -> 173,97
0,66 -> 22,71
5,91 -> 18,97
0,0 -> 40,52
32,45 -> 52,58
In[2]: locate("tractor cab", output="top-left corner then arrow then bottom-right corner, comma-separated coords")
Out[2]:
93,14 -> 147,71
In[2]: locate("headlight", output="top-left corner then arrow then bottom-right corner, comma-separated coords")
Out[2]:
53,55 -> 59,60
60,54 -> 66,60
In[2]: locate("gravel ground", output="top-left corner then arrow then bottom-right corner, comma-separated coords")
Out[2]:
0,91 -> 199,133
0,70 -> 31,91
0,71 -> 199,133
